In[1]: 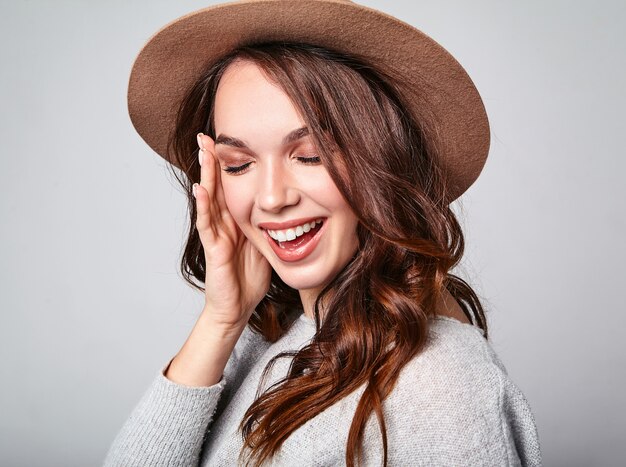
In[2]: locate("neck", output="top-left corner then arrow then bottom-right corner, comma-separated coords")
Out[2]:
299,287 -> 326,320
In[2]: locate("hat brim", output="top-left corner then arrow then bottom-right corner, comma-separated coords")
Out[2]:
128,0 -> 490,202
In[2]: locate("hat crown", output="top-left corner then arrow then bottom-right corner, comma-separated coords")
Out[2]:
128,0 -> 490,202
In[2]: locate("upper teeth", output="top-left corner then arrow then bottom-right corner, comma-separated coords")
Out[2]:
267,219 -> 323,242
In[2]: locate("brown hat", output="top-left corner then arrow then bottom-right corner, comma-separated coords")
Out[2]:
128,0 -> 490,202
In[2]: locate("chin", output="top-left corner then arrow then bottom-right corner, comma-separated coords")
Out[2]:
273,269 -> 331,292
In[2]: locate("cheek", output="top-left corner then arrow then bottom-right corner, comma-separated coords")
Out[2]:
316,177 -> 359,233
311,173 -> 351,212
222,180 -> 253,227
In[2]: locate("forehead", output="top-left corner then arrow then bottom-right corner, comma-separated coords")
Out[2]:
213,60 -> 307,140
216,59 -> 266,94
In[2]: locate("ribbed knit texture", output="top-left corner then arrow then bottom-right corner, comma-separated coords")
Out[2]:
104,314 -> 542,466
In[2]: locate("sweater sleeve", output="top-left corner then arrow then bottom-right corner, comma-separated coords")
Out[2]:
103,325 -> 269,467
499,371 -> 543,467
103,359 -> 226,467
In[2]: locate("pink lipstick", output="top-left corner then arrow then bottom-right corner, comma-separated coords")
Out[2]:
262,219 -> 327,262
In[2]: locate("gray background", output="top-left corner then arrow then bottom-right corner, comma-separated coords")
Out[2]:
1,1 -> 624,465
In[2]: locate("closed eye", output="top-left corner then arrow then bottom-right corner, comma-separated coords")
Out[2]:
223,162 -> 252,174
223,156 -> 321,175
297,156 -> 321,164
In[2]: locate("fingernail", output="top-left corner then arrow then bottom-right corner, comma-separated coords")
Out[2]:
192,183 -> 198,198
197,133 -> 205,166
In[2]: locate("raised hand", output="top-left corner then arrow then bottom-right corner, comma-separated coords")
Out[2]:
164,133 -> 272,387
193,132 -> 272,331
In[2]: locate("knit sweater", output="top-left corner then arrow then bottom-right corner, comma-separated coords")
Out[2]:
104,314 -> 542,466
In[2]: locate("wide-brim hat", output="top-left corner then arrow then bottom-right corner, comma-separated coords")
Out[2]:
128,0 -> 490,202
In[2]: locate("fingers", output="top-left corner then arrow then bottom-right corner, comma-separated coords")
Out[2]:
197,132 -> 215,197
194,133 -> 230,237
212,155 -> 229,219
195,133 -> 216,235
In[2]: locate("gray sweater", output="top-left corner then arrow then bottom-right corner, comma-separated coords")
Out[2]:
104,314 -> 542,466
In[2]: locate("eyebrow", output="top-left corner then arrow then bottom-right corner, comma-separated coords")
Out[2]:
215,126 -> 310,149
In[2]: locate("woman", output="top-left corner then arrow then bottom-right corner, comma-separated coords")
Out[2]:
105,1 -> 542,466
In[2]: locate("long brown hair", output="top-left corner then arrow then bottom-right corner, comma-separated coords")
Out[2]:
166,42 -> 488,466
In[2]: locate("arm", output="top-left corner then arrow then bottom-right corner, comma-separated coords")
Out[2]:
499,371 -> 543,467
103,313 -> 268,467
104,131 -> 273,466
102,359 -> 227,467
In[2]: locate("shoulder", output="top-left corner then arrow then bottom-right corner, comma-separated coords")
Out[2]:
388,316 -> 506,417
372,317 -> 542,465
411,316 -> 508,381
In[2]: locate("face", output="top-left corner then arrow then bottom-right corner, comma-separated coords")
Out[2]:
213,59 -> 359,301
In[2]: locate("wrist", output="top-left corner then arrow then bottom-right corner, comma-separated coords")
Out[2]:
198,307 -> 249,340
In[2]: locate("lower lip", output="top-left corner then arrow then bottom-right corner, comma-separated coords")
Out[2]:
263,220 -> 327,262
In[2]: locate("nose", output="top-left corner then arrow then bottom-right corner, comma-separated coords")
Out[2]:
255,158 -> 300,213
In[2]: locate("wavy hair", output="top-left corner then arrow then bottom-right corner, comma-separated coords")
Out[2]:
166,42 -> 488,466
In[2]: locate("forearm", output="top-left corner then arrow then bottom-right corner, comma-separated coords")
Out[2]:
165,308 -> 247,387
104,308 -> 248,466
103,360 -> 227,467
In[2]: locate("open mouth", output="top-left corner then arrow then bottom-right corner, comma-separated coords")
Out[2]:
270,220 -> 324,250
262,218 -> 327,262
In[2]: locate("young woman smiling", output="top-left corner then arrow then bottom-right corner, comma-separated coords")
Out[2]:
105,2 -> 542,466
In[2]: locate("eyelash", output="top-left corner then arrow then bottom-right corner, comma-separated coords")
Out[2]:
223,156 -> 321,174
